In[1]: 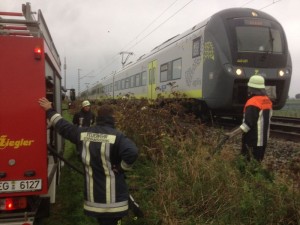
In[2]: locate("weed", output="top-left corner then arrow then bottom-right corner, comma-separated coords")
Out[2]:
44,98 -> 300,225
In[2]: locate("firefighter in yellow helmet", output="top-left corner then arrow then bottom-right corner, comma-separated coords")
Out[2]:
72,100 -> 95,127
226,75 -> 273,161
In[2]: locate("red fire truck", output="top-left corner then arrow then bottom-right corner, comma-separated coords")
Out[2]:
0,3 -> 64,224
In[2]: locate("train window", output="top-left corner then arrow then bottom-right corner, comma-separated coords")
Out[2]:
160,59 -> 182,82
141,71 -> 147,86
172,58 -> 182,79
125,78 -> 130,89
135,73 -> 141,87
236,26 -> 283,53
121,79 -> 125,90
160,63 -> 168,82
115,81 -> 118,91
128,77 -> 132,88
192,37 -> 202,58
131,75 -> 135,87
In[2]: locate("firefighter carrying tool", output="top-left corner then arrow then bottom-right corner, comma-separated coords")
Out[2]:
0,3 -> 64,225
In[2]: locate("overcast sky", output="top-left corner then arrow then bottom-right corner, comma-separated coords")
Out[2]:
1,0 -> 299,97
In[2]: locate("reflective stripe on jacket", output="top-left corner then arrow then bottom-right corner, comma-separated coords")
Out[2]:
46,109 -> 138,218
240,95 -> 273,147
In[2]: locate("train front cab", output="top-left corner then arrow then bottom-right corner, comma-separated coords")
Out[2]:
202,8 -> 291,116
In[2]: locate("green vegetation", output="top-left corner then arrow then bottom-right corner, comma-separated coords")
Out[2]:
273,99 -> 300,117
43,98 -> 300,225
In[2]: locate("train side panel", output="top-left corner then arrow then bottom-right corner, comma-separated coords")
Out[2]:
153,28 -> 205,99
95,26 -> 207,101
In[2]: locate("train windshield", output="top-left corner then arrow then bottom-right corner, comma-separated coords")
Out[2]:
228,18 -> 287,67
236,26 -> 283,53
229,18 -> 284,54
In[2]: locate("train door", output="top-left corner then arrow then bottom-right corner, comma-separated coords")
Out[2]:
147,60 -> 158,99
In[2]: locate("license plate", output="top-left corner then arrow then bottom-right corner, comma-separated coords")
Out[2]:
0,179 -> 42,193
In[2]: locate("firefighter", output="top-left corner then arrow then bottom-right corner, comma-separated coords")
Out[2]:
38,97 -> 138,225
225,75 -> 273,161
72,100 -> 95,127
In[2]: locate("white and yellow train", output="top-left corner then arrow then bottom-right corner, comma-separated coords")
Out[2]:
87,8 -> 292,116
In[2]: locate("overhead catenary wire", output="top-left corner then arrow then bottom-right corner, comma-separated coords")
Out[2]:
120,0 -> 181,53
241,0 -> 257,7
241,0 -> 284,10
260,0 -> 283,10
94,0 -> 195,79
124,0 -> 195,52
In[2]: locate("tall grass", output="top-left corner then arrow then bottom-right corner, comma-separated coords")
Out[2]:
273,99 -> 300,117
44,98 -> 300,225
113,97 -> 300,225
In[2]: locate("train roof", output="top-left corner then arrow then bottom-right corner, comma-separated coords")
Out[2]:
212,7 -> 279,22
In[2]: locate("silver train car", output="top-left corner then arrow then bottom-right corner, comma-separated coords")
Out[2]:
88,8 -> 292,116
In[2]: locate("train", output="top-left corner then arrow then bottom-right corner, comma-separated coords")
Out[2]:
85,7 -> 292,118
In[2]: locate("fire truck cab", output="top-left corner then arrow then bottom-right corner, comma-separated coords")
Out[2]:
0,3 -> 64,224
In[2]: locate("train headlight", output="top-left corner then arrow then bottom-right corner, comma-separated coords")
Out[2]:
224,65 -> 244,76
278,69 -> 290,77
235,68 -> 243,76
278,70 -> 285,77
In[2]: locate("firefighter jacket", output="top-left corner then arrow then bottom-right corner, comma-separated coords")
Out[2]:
72,108 -> 95,127
46,109 -> 138,218
240,95 -> 273,147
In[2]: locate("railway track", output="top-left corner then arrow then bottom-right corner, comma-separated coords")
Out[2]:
214,116 -> 300,142
270,116 -> 300,142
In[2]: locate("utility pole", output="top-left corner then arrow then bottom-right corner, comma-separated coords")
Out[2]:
112,71 -> 116,99
78,69 -> 94,97
120,51 -> 133,68
77,68 -> 81,96
64,57 -> 66,88
85,83 -> 90,98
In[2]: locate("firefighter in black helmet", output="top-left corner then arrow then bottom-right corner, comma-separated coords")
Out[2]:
38,97 -> 138,225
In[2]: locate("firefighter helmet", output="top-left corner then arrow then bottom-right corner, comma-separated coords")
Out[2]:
247,75 -> 265,89
82,100 -> 91,108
